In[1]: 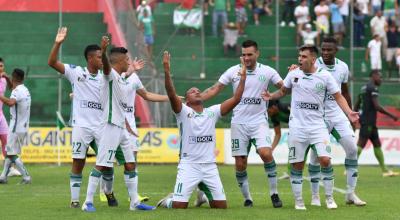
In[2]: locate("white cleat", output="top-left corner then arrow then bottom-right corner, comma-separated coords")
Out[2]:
156,193 -> 173,208
7,167 -> 22,177
278,172 -> 290,180
194,191 -> 209,207
346,193 -> 366,206
295,198 -> 307,210
311,194 -> 321,206
326,196 -> 338,209
382,170 -> 400,177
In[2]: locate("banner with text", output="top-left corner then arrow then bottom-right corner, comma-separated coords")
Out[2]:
224,129 -> 400,165
18,127 -> 225,163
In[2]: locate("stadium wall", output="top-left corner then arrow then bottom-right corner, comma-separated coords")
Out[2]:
16,127 -> 400,165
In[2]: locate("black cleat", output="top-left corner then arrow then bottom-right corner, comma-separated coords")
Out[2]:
244,199 -> 253,207
271,194 -> 283,208
105,192 -> 118,207
70,201 -> 80,208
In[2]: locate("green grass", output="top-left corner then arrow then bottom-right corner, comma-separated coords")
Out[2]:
0,164 -> 399,220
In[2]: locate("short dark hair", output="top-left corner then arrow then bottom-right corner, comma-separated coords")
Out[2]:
299,44 -> 319,56
0,57 -> 3,63
322,37 -> 337,45
110,47 -> 128,64
84,44 -> 101,61
242,40 -> 258,50
369,69 -> 381,77
12,68 -> 25,82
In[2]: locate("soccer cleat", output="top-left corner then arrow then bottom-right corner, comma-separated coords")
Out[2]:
130,203 -> 156,211
70,201 -> 80,208
280,21 -> 286,27
382,170 -> 400,177
270,194 -> 283,208
346,193 -> 366,206
82,202 -> 96,212
278,172 -> 290,180
20,177 -> 31,184
311,194 -> 321,206
156,193 -> 173,208
7,166 -> 22,177
326,196 -> 338,209
138,194 -> 150,202
105,192 -> 118,207
194,190 -> 209,207
244,199 -> 253,207
295,198 -> 306,210
0,176 -> 7,184
99,192 -> 107,202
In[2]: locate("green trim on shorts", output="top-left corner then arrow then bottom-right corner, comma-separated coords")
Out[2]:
198,182 -> 214,201
114,146 -> 126,165
331,127 -> 341,141
248,138 -> 256,155
89,141 -> 98,154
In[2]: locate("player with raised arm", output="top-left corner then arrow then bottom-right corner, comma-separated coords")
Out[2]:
48,27 -> 119,208
81,43 -> 155,212
157,51 -> 246,209
0,69 -> 31,184
200,40 -> 283,208
308,37 -> 366,206
263,45 -> 359,210
355,70 -> 399,177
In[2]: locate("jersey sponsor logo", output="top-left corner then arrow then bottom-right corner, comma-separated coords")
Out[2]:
295,102 -> 319,110
239,97 -> 262,105
325,94 -> 335,101
80,100 -> 103,110
189,135 -> 213,144
187,112 -> 205,118
294,77 -> 299,83
77,74 -> 87,82
121,102 -> 133,112
68,64 -> 77,69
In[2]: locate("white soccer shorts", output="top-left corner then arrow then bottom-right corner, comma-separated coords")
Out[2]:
120,129 -> 140,152
5,132 -> 27,155
288,127 -> 331,163
172,163 -> 226,202
325,119 -> 355,141
96,123 -> 135,167
71,126 -> 103,159
231,122 -> 272,156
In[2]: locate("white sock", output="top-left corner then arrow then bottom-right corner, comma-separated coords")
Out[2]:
70,173 -> 82,202
166,198 -> 173,208
321,165 -> 334,197
0,157 -> 12,178
308,164 -> 321,196
290,167 -> 303,200
345,159 -> 358,194
124,170 -> 139,207
264,160 -> 278,195
102,169 -> 114,194
14,157 -> 29,177
235,170 -> 252,200
85,168 -> 101,204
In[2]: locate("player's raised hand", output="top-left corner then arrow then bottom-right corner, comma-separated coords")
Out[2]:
261,89 -> 272,101
347,111 -> 360,123
163,51 -> 171,73
55,27 -> 67,44
100,35 -> 110,52
239,56 -> 247,78
131,57 -> 145,71
288,64 -> 298,72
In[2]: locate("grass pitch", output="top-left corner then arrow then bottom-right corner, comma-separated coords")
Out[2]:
0,164 -> 399,220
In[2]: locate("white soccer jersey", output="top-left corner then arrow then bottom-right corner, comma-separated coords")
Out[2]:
9,84 -> 31,133
102,69 -> 128,128
219,63 -> 282,124
175,104 -> 221,163
283,68 -> 340,129
118,73 -> 144,130
316,57 -> 349,121
64,64 -> 107,129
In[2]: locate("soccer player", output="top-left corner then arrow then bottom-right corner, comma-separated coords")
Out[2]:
309,37 -> 366,206
263,45 -> 359,210
354,70 -> 399,177
157,51 -> 245,209
81,44 -> 155,212
0,58 -> 21,177
201,40 -> 283,208
0,69 -> 31,184
48,27 -> 118,208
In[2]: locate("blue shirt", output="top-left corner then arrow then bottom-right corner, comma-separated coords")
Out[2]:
330,3 -> 343,24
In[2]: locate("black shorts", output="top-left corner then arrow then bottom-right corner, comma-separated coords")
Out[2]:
359,124 -> 380,146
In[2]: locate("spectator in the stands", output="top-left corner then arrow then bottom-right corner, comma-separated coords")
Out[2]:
370,10 -> 388,54
204,0 -> 210,16
356,0 -> 369,16
294,0 -> 310,46
339,0 -> 349,24
211,0 -> 230,37
235,0 -> 248,35
223,22 -> 240,56
366,34 -> 382,71
314,0 -> 330,36
353,2 -> 365,47
136,0 -> 152,18
383,0 -> 398,24
330,0 -> 345,47
250,0 -> 273,26
371,0 -> 382,16
139,9 -> 155,59
385,24 -> 398,78
395,49 -> 400,78
300,23 -> 320,46
280,0 -> 296,27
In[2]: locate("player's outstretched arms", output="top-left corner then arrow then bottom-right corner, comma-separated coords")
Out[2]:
137,88 -> 169,102
163,51 -> 182,113
201,81 -> 225,101
333,92 -> 359,123
262,86 -> 289,101
100,36 -> 111,75
48,27 -> 68,74
220,57 -> 246,116
0,96 -> 16,107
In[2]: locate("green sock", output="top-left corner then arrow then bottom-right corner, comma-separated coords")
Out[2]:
373,147 -> 387,172
357,146 -> 363,157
